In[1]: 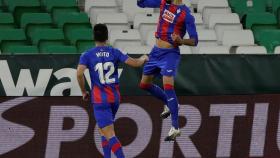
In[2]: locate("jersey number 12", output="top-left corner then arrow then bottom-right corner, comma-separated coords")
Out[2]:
95,62 -> 116,84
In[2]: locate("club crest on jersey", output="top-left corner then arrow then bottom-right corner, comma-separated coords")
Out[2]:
162,9 -> 175,23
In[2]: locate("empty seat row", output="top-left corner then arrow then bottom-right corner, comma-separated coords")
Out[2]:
2,0 -> 78,12
0,0 -> 95,55
87,0 -> 153,24
0,41 -> 94,54
197,0 -> 229,13
0,12 -> 90,28
2,44 -> 279,55
0,28 -> 92,45
229,0 -> 280,17
1,0 -> 80,27
93,12 -> 241,31
108,28 -> 256,51
0,28 -> 94,54
86,0 -> 229,15
118,45 -> 273,55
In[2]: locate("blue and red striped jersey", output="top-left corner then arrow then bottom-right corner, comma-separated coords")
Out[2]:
137,0 -> 198,46
79,46 -> 128,104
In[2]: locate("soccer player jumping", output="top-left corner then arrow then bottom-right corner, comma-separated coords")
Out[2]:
77,24 -> 148,158
137,0 -> 198,141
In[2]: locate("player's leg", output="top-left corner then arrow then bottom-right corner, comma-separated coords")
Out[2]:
139,75 -> 171,118
139,75 -> 168,103
94,103 -> 125,158
99,125 -> 124,158
98,129 -> 111,158
162,76 -> 180,139
107,102 -> 125,158
160,51 -> 181,141
139,47 -> 168,109
94,104 -> 113,158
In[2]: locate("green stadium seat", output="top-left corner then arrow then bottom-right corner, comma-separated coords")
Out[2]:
252,25 -> 278,41
14,7 -> 43,26
0,13 -> 15,28
245,12 -> 277,29
272,0 -> 280,14
52,8 -> 79,16
266,0 -> 273,12
53,12 -> 90,28
278,9 -> 280,26
229,0 -> 266,17
65,28 -> 93,45
77,40 -> 95,53
0,1 -> 4,12
28,28 -> 65,45
39,41 -> 77,54
42,0 -> 77,12
0,29 -> 26,42
254,29 -> 280,53
1,41 -> 38,54
3,0 -> 41,12
20,13 -> 52,28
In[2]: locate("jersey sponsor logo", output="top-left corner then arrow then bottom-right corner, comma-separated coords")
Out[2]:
162,9 -> 176,23
177,8 -> 181,14
96,52 -> 110,58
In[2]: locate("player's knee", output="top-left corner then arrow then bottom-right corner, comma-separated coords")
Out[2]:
101,125 -> 115,139
163,76 -> 174,86
139,82 -> 152,90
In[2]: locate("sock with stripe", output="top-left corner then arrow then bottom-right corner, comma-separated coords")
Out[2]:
139,83 -> 167,104
101,136 -> 111,158
164,84 -> 179,129
109,136 -> 124,158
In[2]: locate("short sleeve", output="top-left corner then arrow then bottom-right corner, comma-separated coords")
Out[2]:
185,10 -> 198,46
115,49 -> 129,63
79,52 -> 88,66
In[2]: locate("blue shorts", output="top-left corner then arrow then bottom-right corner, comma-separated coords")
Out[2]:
143,46 -> 181,77
93,102 -> 119,129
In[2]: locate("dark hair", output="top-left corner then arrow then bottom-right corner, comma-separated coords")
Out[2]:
93,24 -> 108,42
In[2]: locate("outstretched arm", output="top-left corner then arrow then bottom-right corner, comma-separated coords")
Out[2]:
116,48 -> 149,67
137,0 -> 161,8
125,55 -> 149,67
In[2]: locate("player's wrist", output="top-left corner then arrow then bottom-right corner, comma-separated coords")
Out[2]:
179,39 -> 184,45
82,90 -> 87,95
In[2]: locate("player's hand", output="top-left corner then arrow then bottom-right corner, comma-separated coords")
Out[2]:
172,33 -> 183,46
140,54 -> 149,62
82,91 -> 90,101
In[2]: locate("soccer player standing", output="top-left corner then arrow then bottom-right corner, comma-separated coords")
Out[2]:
137,0 -> 198,141
77,24 -> 148,158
